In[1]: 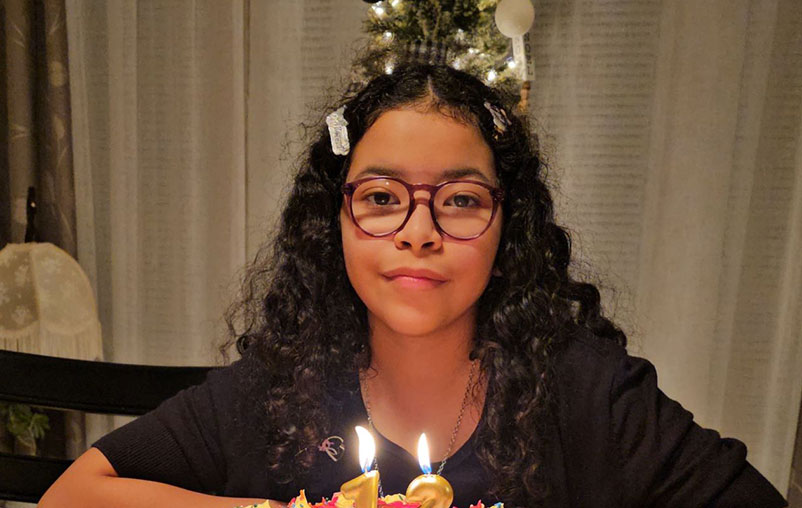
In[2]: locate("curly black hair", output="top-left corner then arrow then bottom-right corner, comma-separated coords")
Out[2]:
221,63 -> 627,507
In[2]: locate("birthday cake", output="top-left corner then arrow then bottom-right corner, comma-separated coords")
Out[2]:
293,491 -> 503,508
240,493 -> 503,508
237,428 -> 503,508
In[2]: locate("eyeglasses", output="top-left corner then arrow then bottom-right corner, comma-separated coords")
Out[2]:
341,176 -> 504,240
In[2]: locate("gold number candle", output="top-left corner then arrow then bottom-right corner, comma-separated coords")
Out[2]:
340,426 -> 379,508
405,434 -> 454,508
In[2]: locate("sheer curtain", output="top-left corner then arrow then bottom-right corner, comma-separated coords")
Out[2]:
67,0 -> 247,368
66,0 -> 249,448
65,0 -> 801,496
244,0 -> 366,256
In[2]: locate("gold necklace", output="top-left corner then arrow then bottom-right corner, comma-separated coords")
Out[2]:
359,360 -> 477,497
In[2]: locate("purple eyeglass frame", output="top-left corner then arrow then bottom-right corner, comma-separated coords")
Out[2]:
341,176 -> 505,240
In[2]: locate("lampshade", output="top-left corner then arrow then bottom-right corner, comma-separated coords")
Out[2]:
0,242 -> 102,361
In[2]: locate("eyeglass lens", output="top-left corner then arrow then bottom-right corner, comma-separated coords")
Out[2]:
350,179 -> 495,238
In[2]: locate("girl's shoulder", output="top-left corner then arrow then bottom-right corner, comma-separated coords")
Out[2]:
550,325 -> 630,384
547,329 -> 786,506
547,325 -> 664,427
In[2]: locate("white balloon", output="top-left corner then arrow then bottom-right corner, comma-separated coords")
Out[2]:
494,0 -> 535,38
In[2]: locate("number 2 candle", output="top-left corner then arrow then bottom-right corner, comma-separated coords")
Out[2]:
405,434 -> 454,508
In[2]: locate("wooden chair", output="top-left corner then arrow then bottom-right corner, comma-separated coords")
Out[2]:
0,349 -> 218,503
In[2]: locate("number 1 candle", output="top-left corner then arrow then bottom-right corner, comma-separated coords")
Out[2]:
405,434 -> 454,508
340,426 -> 379,508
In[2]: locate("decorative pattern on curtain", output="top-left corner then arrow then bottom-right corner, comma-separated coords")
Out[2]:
1,0 -> 76,253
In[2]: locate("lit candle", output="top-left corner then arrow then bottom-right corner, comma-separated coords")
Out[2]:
340,426 -> 379,508
405,434 -> 454,508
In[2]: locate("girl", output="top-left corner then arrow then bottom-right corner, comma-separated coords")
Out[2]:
40,64 -> 787,507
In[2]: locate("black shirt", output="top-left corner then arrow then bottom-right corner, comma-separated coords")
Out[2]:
93,331 -> 787,507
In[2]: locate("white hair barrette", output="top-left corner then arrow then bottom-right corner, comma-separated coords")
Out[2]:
326,106 -> 350,156
484,101 -> 510,138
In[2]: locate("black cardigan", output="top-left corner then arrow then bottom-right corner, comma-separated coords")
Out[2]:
93,331 -> 787,507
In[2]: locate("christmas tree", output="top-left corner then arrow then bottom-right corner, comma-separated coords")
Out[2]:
354,0 -> 525,105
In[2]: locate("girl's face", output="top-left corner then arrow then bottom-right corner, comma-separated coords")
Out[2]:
340,107 -> 503,338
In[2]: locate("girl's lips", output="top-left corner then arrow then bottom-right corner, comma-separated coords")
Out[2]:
382,267 -> 447,290
382,267 -> 447,281
384,275 -> 446,290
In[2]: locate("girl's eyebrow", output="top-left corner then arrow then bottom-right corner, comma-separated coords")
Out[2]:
353,165 -> 493,184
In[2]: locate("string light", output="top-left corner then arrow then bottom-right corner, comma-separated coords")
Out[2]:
385,62 -> 395,74
383,31 -> 393,41
371,4 -> 386,17
506,58 -> 517,69
391,0 -> 401,6
468,47 -> 479,55
487,69 -> 497,82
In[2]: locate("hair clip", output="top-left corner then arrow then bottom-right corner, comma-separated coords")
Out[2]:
484,101 -> 510,138
326,106 -> 350,156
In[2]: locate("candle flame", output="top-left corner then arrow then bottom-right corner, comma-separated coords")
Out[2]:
355,425 -> 376,473
417,433 -> 432,474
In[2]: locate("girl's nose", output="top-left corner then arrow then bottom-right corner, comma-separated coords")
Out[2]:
393,195 -> 443,252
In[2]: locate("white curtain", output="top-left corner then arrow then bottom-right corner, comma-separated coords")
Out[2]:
65,0 -> 250,450
64,0 -> 801,498
244,0 -> 367,256
67,0 -> 247,368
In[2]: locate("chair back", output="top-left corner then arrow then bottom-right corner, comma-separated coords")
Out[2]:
0,349 -> 217,503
